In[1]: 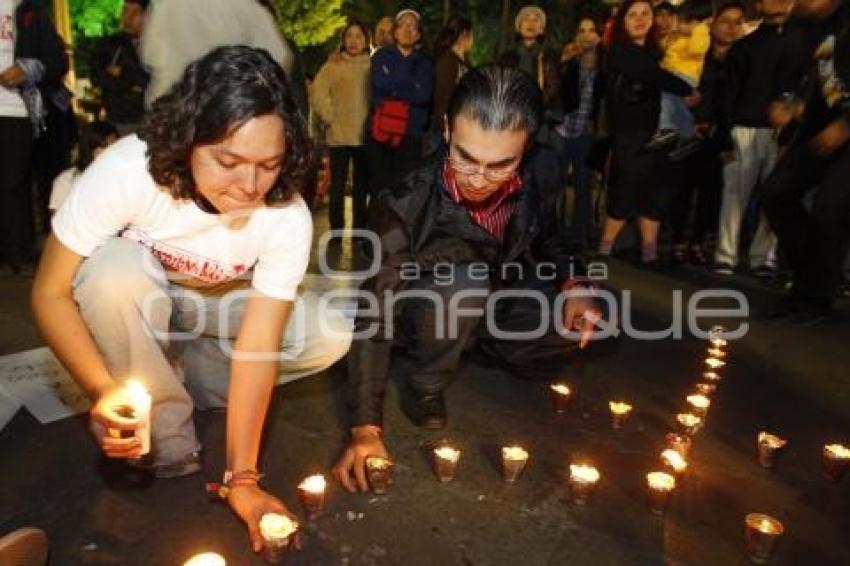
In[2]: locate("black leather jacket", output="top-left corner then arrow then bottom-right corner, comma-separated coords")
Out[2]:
345,146 -> 584,427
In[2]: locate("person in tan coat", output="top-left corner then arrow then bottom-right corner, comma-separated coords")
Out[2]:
310,19 -> 372,231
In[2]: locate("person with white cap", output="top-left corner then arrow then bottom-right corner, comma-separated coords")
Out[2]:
367,8 -> 434,197
499,5 -> 562,119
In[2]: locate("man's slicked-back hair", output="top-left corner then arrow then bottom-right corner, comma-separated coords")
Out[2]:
446,65 -> 543,136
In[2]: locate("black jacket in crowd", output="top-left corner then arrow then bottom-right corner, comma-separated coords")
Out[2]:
93,33 -> 149,124
345,147 -> 583,427
723,18 -> 810,130
14,0 -> 68,108
604,40 -> 692,136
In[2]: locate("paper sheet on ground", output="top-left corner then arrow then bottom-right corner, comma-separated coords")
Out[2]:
0,347 -> 90,425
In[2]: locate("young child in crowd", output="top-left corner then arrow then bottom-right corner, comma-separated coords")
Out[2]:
48,121 -> 119,214
646,0 -> 714,153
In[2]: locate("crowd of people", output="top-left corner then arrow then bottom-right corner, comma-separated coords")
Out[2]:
0,0 -> 848,560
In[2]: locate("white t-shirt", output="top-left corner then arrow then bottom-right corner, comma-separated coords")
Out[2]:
52,135 -> 312,301
49,167 -> 78,212
0,0 -> 27,118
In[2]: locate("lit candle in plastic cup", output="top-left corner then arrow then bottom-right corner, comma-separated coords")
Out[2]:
646,471 -> 676,515
501,445 -> 529,483
757,433 -> 787,469
744,513 -> 784,564
664,433 -> 692,459
706,347 -> 727,359
686,394 -> 711,418
705,356 -> 726,371
433,444 -> 462,483
259,513 -> 298,564
365,456 -> 394,494
568,463 -> 600,505
696,382 -> 717,396
183,553 -> 226,566
702,371 -> 722,384
297,474 -> 327,519
822,444 -> 850,482
677,413 -> 703,437
708,324 -> 726,348
109,380 -> 152,456
549,383 -> 572,414
609,401 -> 633,429
660,449 -> 688,477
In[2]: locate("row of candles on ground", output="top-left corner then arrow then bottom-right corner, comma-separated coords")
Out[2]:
113,328 -> 849,565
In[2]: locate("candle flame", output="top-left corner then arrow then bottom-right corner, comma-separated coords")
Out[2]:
366,456 -> 391,470
706,347 -> 726,358
677,413 -> 702,427
550,383 -> 571,396
702,371 -> 722,383
696,383 -> 716,395
570,464 -> 600,483
502,446 -> 529,461
647,471 -> 676,491
746,514 -> 784,535
710,337 -> 728,348
686,394 -> 711,410
705,357 -> 725,369
609,401 -> 633,415
259,513 -> 298,539
124,379 -> 151,409
183,553 -> 226,566
435,446 -> 461,462
758,432 -> 787,449
661,449 -> 688,472
824,444 -> 850,459
298,474 -> 327,494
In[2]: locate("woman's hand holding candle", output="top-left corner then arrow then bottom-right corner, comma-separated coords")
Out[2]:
88,384 -> 144,459
227,485 -> 300,554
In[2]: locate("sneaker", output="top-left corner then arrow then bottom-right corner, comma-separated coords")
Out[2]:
688,245 -> 708,266
0,527 -> 48,566
713,262 -> 734,276
671,244 -> 687,265
401,389 -> 447,430
644,129 -> 680,152
668,138 -> 702,162
127,451 -> 203,479
153,451 -> 203,478
752,264 -> 777,282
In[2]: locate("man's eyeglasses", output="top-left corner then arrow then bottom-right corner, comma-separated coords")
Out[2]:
446,154 -> 518,182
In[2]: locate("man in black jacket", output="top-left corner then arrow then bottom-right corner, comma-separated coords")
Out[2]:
714,0 -> 810,277
93,0 -> 149,134
333,66 -> 601,493
761,0 -> 850,322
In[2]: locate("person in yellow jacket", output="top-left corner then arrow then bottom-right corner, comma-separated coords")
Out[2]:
309,19 -> 372,232
646,0 -> 713,153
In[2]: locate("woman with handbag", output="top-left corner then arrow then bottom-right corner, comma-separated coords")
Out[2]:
367,9 -> 434,196
598,0 -> 698,267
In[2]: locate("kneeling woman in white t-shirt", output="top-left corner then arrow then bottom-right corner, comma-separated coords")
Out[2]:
32,46 -> 352,551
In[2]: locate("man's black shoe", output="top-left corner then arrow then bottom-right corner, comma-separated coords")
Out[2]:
401,390 -> 447,430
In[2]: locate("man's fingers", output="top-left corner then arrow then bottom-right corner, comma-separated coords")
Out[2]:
248,524 -> 262,553
334,452 -> 358,493
353,453 -> 369,492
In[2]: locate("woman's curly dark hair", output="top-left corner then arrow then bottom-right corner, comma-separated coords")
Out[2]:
139,46 -> 312,204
